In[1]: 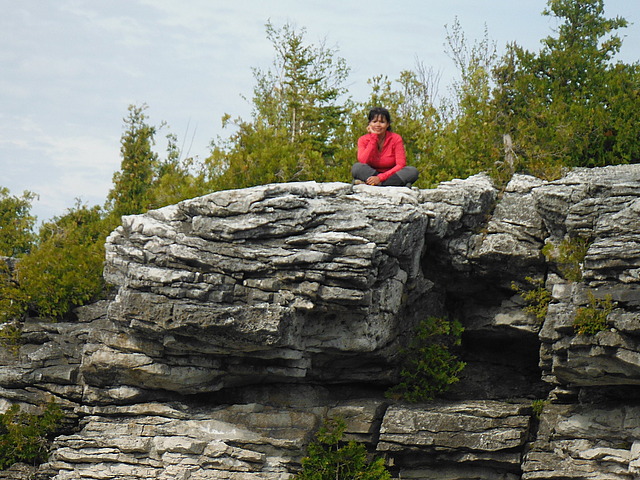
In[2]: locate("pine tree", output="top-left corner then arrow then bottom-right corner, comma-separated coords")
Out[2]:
207,22 -> 352,190
107,104 -> 158,217
493,0 -> 640,175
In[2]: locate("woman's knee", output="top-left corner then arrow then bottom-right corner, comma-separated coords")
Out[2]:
352,162 -> 376,180
405,166 -> 419,183
396,166 -> 419,184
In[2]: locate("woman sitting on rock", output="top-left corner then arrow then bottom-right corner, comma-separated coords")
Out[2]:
352,107 -> 419,187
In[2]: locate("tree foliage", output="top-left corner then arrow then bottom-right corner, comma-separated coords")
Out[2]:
147,133 -> 208,210
0,402 -> 63,469
107,104 -> 206,219
295,418 -> 390,480
493,0 -> 640,176
437,19 -> 501,183
207,22 -> 353,190
106,104 -> 159,218
0,203 -> 110,322
0,188 -> 37,257
387,317 -> 465,403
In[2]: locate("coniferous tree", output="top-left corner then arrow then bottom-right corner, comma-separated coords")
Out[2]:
0,187 -> 37,257
207,22 -> 353,190
107,104 -> 158,217
493,0 -> 640,176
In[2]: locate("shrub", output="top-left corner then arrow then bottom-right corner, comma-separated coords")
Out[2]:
0,402 -> 63,469
542,236 -> 590,282
0,322 -> 22,355
295,417 -> 390,480
574,291 -> 614,335
0,188 -> 37,257
512,276 -> 551,323
0,203 -> 113,323
387,317 -> 466,403
531,399 -> 548,419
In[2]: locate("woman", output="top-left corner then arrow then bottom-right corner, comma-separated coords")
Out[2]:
352,107 -> 419,186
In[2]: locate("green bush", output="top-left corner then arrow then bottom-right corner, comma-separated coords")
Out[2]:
387,317 -> 466,403
0,402 -> 63,469
0,204 -> 113,323
512,276 -> 551,323
531,399 -> 548,419
574,291 -> 614,335
542,237 -> 590,282
0,187 -> 37,257
0,321 -> 22,355
295,417 -> 390,480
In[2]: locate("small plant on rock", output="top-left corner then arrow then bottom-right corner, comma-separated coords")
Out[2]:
573,291 -> 614,335
531,399 -> 548,419
542,236 -> 590,282
0,401 -> 64,470
387,317 -> 466,403
0,322 -> 22,355
512,276 -> 551,323
295,417 -> 390,480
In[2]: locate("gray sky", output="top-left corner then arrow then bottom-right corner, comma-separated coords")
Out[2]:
2,0 -> 639,223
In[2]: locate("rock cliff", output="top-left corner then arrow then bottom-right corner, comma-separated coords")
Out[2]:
2,165 -> 640,479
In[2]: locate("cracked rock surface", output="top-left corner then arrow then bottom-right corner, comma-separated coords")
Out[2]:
2,168 -> 640,479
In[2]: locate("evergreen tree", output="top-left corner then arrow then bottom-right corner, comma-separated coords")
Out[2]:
146,132 -> 208,210
107,104 -> 158,217
107,104 -> 207,217
0,202 -> 110,322
295,418 -> 390,480
493,0 -> 639,176
207,22 -> 353,190
0,187 -> 37,257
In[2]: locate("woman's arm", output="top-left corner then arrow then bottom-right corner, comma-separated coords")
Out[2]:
357,133 -> 380,164
376,134 -> 406,181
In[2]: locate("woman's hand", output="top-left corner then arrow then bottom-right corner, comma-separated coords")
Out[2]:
366,175 -> 381,186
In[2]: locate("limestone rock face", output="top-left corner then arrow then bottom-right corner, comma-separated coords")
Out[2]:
2,166 -> 640,480
98,182 -> 431,396
522,403 -> 640,479
535,166 -> 640,389
378,400 -> 532,479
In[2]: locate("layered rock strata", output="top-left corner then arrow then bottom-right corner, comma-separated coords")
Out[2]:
98,182 -> 431,398
1,166 -> 640,479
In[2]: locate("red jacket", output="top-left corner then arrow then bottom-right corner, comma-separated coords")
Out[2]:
357,131 -> 406,181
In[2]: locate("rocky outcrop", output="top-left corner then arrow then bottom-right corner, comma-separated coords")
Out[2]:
2,166 -> 640,479
379,400 -> 533,480
97,182 -> 432,399
535,166 -> 640,391
523,402 -> 640,480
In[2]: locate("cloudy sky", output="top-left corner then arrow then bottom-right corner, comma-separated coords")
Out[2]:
2,1 -> 640,223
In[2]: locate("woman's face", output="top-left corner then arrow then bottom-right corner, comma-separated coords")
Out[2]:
368,115 -> 390,134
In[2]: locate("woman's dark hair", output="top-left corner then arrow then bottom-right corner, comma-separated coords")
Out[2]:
368,107 -> 392,131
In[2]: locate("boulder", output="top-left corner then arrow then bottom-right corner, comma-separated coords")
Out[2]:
97,182 -> 433,396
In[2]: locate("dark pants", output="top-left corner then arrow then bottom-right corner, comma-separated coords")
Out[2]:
351,163 -> 419,186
